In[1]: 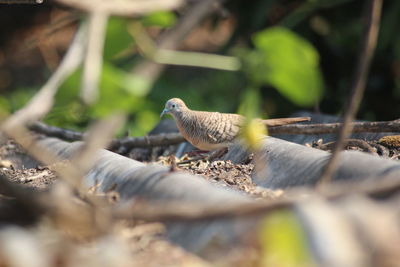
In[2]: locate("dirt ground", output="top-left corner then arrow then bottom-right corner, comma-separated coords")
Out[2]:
1,135 -> 400,266
1,135 -> 399,202
0,139 -> 212,266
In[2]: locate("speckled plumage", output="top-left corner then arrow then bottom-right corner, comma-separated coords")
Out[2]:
176,110 -> 243,150
161,98 -> 310,150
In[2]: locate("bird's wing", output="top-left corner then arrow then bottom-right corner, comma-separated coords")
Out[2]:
197,112 -> 243,145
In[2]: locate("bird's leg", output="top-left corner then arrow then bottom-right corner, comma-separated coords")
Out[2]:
186,150 -> 209,157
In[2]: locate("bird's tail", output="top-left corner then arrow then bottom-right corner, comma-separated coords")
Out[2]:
261,117 -> 311,127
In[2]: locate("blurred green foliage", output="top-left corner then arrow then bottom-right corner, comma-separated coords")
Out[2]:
141,10 -> 177,27
258,210 -> 314,267
239,26 -> 323,107
47,16 -> 163,135
254,27 -> 323,106
2,0 -> 400,134
103,18 -> 135,61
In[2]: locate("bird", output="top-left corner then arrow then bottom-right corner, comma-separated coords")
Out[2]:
160,98 -> 310,151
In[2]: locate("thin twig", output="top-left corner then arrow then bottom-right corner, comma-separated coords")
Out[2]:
269,120 -> 400,135
318,139 -> 376,154
0,23 -> 92,198
131,0 -> 226,83
113,199 -> 290,222
114,133 -> 186,149
2,125 -> 88,196
3,117 -> 123,211
129,22 -> 241,71
70,115 -> 126,174
319,0 -> 383,185
54,0 -> 183,17
81,11 -> 108,104
0,24 -> 90,191
29,121 -> 186,148
1,118 -> 121,234
29,121 -> 86,142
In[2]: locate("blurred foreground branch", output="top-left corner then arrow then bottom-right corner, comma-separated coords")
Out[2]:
2,24 -> 86,128
131,0 -> 227,84
81,11 -> 108,104
55,0 -> 183,17
1,116 -> 123,236
130,22 -> 240,71
319,0 -> 383,185
112,173 -> 400,222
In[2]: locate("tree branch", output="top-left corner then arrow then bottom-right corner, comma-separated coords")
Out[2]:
29,121 -> 186,149
319,0 -> 383,185
29,120 -> 400,150
268,120 -> 400,135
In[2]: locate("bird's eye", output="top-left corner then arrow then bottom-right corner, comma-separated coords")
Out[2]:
172,104 -> 176,108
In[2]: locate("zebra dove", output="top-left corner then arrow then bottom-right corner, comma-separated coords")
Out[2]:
160,98 -> 310,151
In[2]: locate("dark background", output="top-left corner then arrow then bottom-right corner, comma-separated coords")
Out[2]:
0,0 -> 399,135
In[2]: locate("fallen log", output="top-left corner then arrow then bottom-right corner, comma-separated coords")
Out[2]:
36,137 -> 257,256
276,112 -> 400,144
223,136 -> 400,189
34,137 -> 400,265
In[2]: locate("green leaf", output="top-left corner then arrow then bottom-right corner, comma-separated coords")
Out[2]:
89,63 -> 141,117
252,27 -> 324,107
130,109 -> 159,136
259,210 -> 314,267
0,96 -> 10,120
45,71 -> 87,129
122,73 -> 153,97
101,63 -> 152,97
237,88 -> 262,119
7,87 -> 37,111
48,62 -> 153,122
55,68 -> 81,105
141,11 -> 176,28
104,17 -> 135,60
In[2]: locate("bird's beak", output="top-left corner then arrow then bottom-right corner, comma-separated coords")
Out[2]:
160,108 -> 169,118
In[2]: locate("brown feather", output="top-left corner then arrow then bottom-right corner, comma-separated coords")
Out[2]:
163,98 -> 310,150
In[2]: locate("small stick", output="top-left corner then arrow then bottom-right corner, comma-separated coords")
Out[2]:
268,120 -> 400,135
319,0 -> 383,186
319,139 -> 376,154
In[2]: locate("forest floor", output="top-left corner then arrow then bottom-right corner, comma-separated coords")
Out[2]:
1,135 -> 400,266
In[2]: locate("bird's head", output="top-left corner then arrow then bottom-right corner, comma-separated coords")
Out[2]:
160,98 -> 188,118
